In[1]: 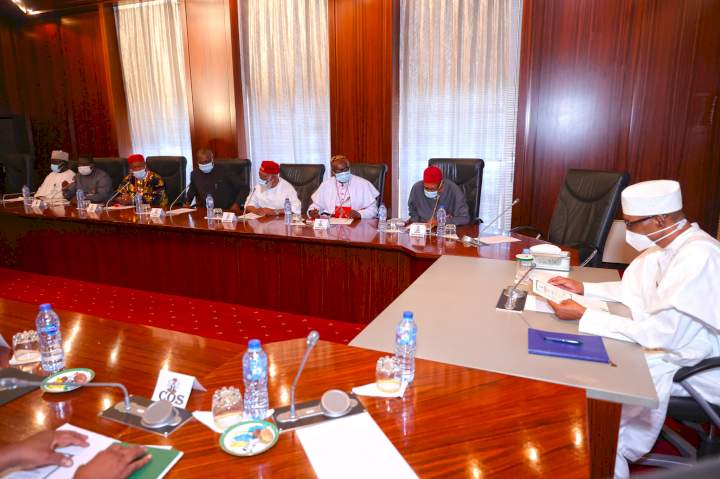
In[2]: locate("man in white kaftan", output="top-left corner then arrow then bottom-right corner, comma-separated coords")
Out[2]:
308,155 -> 379,220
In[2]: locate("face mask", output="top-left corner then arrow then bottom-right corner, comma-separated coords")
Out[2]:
133,169 -> 147,180
199,162 -> 214,174
424,189 -> 438,199
257,177 -> 268,186
50,164 -> 60,173
78,166 -> 92,176
335,171 -> 351,184
625,219 -> 687,252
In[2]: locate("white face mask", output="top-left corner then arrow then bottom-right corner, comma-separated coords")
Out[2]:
78,166 -> 92,176
625,219 -> 687,251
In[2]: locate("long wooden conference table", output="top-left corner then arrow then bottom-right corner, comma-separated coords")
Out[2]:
0,202 -> 559,325
0,299 -> 591,478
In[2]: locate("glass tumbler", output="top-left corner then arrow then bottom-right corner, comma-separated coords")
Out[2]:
12,330 -> 40,363
376,356 -> 402,393
212,386 -> 244,430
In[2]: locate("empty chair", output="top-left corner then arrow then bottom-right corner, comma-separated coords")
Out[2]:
218,158 -> 252,206
350,163 -> 388,206
279,164 -> 325,214
93,157 -> 129,191
428,158 -> 484,224
0,153 -> 34,194
511,169 -> 630,266
146,156 -> 187,206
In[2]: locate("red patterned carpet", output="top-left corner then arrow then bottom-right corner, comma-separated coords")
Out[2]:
0,268 -> 364,345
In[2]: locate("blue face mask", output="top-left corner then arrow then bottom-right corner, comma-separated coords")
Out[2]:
335,171 -> 351,184
424,189 -> 438,199
50,164 -> 61,173
257,177 -> 268,186
199,162 -> 214,174
133,169 -> 147,180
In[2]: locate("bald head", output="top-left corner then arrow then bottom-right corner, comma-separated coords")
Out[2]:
330,155 -> 350,175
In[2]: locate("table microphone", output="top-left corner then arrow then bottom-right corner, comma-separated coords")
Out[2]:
479,197 -> 520,234
168,183 -> 192,211
0,377 -> 132,411
276,330 -> 319,424
104,182 -> 131,209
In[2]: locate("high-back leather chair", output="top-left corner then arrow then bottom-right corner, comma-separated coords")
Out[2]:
350,163 -> 388,206
0,153 -> 34,194
428,158 -> 485,223
512,169 -> 630,266
280,164 -> 325,214
219,158 -> 252,206
146,156 -> 187,206
92,157 -> 128,191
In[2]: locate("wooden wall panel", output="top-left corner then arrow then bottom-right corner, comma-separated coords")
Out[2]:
328,0 -> 398,211
0,23 -> 22,114
514,0 -> 720,236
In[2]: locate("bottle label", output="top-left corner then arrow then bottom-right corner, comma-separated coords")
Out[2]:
396,328 -> 416,347
42,324 -> 59,336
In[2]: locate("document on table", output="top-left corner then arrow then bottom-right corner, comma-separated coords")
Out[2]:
237,212 -> 262,220
478,235 -> 520,245
531,280 -> 609,312
329,217 -> 354,225
166,208 -> 196,216
296,412 -> 418,479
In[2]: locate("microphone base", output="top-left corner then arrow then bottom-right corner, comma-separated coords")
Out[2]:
273,393 -> 365,433
99,394 -> 192,437
495,288 -> 527,312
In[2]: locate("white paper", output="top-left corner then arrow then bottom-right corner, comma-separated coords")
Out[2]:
2,197 -> 25,203
192,409 -> 275,434
237,212 -> 262,220
528,269 -> 569,283
151,370 -> 205,409
524,294 -> 555,314
329,218 -> 354,225
106,205 -> 135,210
297,412 -> 417,479
532,280 -> 609,312
166,208 -> 196,216
478,235 -> 520,245
351,381 -> 408,399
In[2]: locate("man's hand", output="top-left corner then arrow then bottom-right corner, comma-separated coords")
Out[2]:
75,444 -> 151,479
2,429 -> 89,470
548,277 -> 584,295
348,209 -> 361,219
61,181 -> 72,191
259,207 -> 277,216
308,209 -> 320,219
548,299 -> 586,321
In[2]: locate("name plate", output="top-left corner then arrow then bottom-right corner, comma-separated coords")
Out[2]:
313,218 -> 330,230
150,207 -> 165,218
408,223 -> 427,237
86,203 -> 99,213
151,369 -> 206,409
221,211 -> 237,223
31,198 -> 44,209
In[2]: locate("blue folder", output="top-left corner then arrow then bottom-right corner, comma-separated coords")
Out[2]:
527,328 -> 610,364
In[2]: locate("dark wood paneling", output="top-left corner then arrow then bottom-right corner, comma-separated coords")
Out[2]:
514,0 -> 720,236
328,0 -> 398,212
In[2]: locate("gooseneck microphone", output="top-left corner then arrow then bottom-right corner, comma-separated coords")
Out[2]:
105,182 -> 131,209
0,378 -> 132,411
479,197 -> 520,234
168,183 -> 192,211
288,330 -> 319,421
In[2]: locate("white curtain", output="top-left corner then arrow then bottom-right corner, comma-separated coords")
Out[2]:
116,0 -> 192,179
238,0 -> 330,178
397,0 -> 523,229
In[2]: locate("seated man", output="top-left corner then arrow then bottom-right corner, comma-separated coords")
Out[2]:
64,156 -> 112,204
308,155 -> 379,219
0,428 -> 150,478
408,166 -> 470,226
116,154 -> 168,208
35,150 -> 75,204
244,160 -> 301,216
547,180 -> 720,478
184,149 -> 249,213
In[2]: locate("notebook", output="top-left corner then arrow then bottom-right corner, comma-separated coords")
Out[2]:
127,445 -> 183,479
527,328 -> 610,363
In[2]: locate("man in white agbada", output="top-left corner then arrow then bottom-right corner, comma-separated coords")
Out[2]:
244,160 -> 301,216
548,180 -> 720,478
35,150 -> 75,204
308,155 -> 379,220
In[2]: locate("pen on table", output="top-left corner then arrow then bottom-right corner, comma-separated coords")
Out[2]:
543,336 -> 583,346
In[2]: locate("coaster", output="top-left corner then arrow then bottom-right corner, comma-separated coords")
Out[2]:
219,421 -> 279,456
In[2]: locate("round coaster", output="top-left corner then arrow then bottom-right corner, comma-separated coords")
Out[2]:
220,420 -> 279,457
41,368 -> 95,393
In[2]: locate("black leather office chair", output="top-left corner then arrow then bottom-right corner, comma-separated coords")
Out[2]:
0,153 -> 34,194
636,357 -> 720,469
350,163 -> 388,207
219,158 -> 252,206
428,158 -> 484,224
511,169 -> 629,266
146,156 -> 187,206
93,157 -> 129,191
280,164 -> 325,214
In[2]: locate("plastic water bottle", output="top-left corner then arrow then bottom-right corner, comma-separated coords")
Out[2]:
76,188 -> 85,209
134,191 -> 143,213
243,339 -> 268,420
35,303 -> 65,373
206,194 -> 214,218
22,185 -> 30,205
378,203 -> 387,231
436,206 -> 447,237
394,311 -> 417,384
284,197 -> 292,225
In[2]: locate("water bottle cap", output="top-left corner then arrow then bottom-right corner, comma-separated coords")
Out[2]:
403,311 -> 413,319
523,248 -> 531,254
248,339 -> 261,350
39,303 -> 52,311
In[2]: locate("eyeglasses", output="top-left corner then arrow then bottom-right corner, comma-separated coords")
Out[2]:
624,216 -> 656,228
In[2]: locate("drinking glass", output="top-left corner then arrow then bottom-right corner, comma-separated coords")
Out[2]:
444,224 -> 457,237
212,208 -> 223,219
212,386 -> 244,430
376,356 -> 402,393
12,330 -> 40,363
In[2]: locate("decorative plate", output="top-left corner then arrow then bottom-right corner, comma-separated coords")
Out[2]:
41,368 -> 95,393
219,420 -> 279,457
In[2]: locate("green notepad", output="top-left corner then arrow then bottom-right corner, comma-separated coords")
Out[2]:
118,444 -> 183,479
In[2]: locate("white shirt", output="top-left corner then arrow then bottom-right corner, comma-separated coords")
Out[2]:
309,175 -> 379,219
245,177 -> 301,214
35,170 -> 75,203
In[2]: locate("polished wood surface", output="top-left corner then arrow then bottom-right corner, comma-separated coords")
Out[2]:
514,0 -> 720,236
0,298 -> 590,478
0,203 -> 557,325
587,398 -> 622,479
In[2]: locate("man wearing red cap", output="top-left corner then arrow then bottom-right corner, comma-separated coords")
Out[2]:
184,149 -> 249,213
115,154 -> 167,208
408,166 -> 469,227
244,160 -> 301,216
